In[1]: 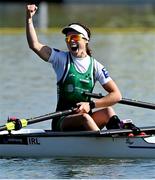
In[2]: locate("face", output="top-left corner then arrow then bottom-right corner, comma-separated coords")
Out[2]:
65,31 -> 88,58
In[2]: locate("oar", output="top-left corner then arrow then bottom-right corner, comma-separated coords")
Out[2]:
0,108 -> 75,132
83,92 -> 155,110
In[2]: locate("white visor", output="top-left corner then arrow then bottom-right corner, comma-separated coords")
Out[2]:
62,24 -> 89,41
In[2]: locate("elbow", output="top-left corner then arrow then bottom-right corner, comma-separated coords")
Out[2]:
27,40 -> 39,52
119,94 -> 122,102
28,43 -> 36,51
28,44 -> 39,54
116,91 -> 122,102
112,90 -> 122,104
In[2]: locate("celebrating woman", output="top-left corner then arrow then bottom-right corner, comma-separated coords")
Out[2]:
26,4 -> 122,131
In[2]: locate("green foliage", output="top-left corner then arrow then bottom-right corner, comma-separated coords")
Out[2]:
1,3 -> 155,28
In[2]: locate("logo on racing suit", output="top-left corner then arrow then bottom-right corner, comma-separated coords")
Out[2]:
102,67 -> 109,78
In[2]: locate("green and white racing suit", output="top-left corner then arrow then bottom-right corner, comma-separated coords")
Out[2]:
48,48 -> 111,130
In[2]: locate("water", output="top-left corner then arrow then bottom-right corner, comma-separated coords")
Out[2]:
1,158 -> 155,179
0,31 -> 155,178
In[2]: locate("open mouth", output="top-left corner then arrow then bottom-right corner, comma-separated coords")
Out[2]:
70,43 -> 79,52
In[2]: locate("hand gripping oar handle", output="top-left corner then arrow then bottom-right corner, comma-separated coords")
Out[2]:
83,92 -> 155,110
0,108 -> 75,131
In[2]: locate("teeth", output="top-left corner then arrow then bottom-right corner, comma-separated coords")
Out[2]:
70,44 -> 78,52
71,43 -> 77,47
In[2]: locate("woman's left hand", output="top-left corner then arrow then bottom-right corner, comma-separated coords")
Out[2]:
76,102 -> 90,113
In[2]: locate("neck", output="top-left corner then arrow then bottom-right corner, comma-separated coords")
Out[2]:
71,51 -> 87,58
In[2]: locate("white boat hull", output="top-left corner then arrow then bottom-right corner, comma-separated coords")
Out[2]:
0,128 -> 155,158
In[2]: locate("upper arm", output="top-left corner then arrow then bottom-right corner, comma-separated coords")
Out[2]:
31,43 -> 52,62
102,80 -> 120,93
94,60 -> 112,85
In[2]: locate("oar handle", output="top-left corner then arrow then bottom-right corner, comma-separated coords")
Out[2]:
0,108 -> 76,132
83,92 -> 155,110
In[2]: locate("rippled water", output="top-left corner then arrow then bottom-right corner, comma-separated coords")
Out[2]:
0,32 -> 155,178
1,158 -> 155,179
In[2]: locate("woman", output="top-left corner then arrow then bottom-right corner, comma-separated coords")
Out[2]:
26,4 -> 122,131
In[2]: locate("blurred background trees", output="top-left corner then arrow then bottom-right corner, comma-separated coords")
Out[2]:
1,0 -> 155,29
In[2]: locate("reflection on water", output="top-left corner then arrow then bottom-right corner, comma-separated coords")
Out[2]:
49,157 -> 155,179
0,32 -> 155,129
1,157 -> 155,179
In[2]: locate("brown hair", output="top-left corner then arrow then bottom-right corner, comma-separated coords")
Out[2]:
68,23 -> 92,56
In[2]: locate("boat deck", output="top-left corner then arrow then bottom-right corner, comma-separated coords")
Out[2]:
0,126 -> 155,137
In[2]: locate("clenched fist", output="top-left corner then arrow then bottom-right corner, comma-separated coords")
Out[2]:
26,4 -> 38,19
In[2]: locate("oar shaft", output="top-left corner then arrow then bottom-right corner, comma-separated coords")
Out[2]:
84,92 -> 155,110
27,109 -> 74,125
119,98 -> 155,110
0,108 -> 75,132
0,126 -> 7,131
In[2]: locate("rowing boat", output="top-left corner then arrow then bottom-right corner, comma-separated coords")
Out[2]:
0,92 -> 155,158
0,126 -> 155,158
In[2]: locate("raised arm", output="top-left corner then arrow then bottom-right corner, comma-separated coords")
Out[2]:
26,4 -> 52,61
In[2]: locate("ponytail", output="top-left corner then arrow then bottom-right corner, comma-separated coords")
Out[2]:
86,43 -> 92,56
